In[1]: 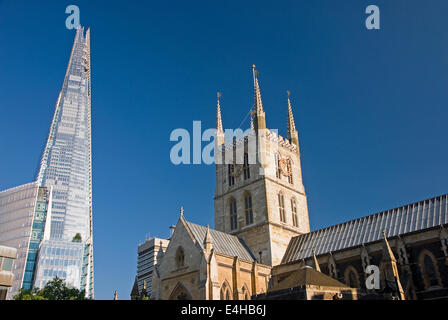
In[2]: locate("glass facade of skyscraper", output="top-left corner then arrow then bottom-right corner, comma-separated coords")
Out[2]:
33,26 -> 94,298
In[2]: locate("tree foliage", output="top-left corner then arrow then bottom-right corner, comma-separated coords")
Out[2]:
14,277 -> 87,300
72,233 -> 82,242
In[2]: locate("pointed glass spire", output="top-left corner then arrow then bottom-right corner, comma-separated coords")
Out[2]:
33,26 -> 94,298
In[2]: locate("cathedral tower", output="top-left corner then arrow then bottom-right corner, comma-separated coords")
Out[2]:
214,66 -> 310,266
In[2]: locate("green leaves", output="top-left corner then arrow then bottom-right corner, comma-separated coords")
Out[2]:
14,277 -> 87,300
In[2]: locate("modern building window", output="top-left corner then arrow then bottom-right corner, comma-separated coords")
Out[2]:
244,193 -> 253,225
228,165 -> 235,187
278,193 -> 286,223
1,257 -> 13,272
243,153 -> 250,180
229,198 -> 238,230
291,198 -> 298,227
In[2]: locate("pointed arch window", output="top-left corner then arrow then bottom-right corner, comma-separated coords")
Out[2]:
169,282 -> 192,300
244,193 -> 253,225
175,247 -> 185,268
243,153 -> 250,180
274,154 -> 280,178
419,250 -> 441,289
344,266 -> 360,288
242,285 -> 251,300
278,193 -> 286,223
287,159 -> 293,184
228,165 -> 235,186
229,198 -> 238,231
424,255 -> 438,287
220,281 -> 232,300
291,198 -> 298,227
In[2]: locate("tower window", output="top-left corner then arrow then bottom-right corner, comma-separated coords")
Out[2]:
278,193 -> 286,223
287,159 -> 293,185
244,193 -> 253,225
228,165 -> 235,187
291,198 -> 298,227
275,154 -> 280,178
243,153 -> 250,180
229,198 -> 237,230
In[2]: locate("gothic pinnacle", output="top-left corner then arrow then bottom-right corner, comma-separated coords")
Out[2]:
252,65 -> 264,114
216,92 -> 223,133
286,91 -> 299,146
252,65 -> 266,130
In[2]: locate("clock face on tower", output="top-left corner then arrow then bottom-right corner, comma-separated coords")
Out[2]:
279,157 -> 292,177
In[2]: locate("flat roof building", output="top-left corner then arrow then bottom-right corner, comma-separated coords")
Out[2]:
134,237 -> 169,298
0,245 -> 17,300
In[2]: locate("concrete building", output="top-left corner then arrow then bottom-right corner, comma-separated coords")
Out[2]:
0,245 -> 17,300
133,237 -> 169,298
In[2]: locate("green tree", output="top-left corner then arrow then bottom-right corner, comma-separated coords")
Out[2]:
13,287 -> 46,300
72,233 -> 82,242
14,277 -> 87,300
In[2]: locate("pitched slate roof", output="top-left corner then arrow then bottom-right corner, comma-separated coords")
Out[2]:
272,266 -> 350,291
282,194 -> 448,264
185,220 -> 256,262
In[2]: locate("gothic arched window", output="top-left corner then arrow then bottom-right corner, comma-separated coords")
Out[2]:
229,198 -> 238,230
169,282 -> 192,300
244,193 -> 253,225
220,281 -> 232,300
344,266 -> 360,288
291,198 -> 298,227
243,153 -> 250,180
274,153 -> 280,178
419,250 -> 441,289
242,285 -> 251,300
228,164 -> 235,186
287,159 -> 293,184
278,193 -> 286,223
175,247 -> 185,268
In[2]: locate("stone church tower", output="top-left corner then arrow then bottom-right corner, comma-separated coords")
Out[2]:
214,66 -> 310,266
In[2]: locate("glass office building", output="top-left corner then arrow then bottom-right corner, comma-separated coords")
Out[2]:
33,26 -> 94,298
0,182 -> 49,299
0,27 -> 94,299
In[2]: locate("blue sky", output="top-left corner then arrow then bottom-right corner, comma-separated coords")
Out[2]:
1,0 -> 448,300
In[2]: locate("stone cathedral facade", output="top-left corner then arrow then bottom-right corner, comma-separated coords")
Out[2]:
148,67 -> 448,300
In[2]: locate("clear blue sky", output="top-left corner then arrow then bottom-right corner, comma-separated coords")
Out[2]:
1,0 -> 447,300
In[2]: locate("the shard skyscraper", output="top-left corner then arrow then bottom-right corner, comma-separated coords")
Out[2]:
32,26 -> 94,297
